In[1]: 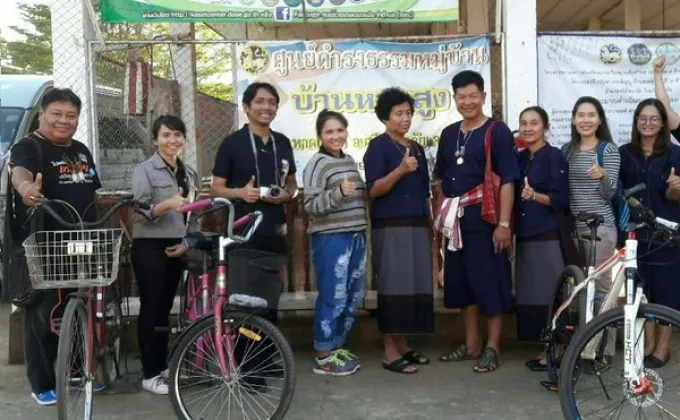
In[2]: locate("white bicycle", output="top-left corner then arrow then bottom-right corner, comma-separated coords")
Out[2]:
549,183 -> 680,418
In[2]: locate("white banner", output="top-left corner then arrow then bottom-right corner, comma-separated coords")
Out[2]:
234,37 -> 491,184
537,34 -> 680,147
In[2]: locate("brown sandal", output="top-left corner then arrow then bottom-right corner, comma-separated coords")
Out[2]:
439,344 -> 480,362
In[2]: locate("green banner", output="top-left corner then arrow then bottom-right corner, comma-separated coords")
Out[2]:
100,0 -> 458,24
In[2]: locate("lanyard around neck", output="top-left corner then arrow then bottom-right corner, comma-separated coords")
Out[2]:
248,127 -> 279,188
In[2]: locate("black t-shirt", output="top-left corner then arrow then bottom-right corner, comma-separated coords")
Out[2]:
9,133 -> 102,241
212,124 -> 297,236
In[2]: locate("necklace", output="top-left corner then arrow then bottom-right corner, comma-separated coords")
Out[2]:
455,127 -> 475,165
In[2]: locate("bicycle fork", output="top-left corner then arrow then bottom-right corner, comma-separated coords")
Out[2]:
214,264 -> 236,381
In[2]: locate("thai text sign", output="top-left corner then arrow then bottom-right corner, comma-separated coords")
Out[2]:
538,34 -> 680,146
235,37 -> 491,183
101,0 -> 458,23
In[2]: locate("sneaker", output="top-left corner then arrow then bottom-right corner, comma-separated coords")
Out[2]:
69,378 -> 106,393
313,352 -> 360,376
160,368 -> 169,379
334,349 -> 361,368
142,375 -> 169,395
32,390 -> 57,406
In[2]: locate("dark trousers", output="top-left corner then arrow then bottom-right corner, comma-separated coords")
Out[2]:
233,234 -> 288,376
23,289 -> 66,394
131,240 -> 183,379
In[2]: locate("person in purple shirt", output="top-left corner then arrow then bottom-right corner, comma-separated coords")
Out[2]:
363,88 -> 434,375
512,106 -> 570,372
619,98 -> 680,368
434,70 -> 520,373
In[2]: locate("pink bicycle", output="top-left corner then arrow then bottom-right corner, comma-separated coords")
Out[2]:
168,197 -> 295,420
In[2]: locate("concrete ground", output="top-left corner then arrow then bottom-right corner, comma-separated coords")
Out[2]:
0,304 -> 564,420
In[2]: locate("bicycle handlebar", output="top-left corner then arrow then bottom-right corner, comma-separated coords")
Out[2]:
33,195 -> 151,230
178,197 -> 263,244
622,183 -> 680,242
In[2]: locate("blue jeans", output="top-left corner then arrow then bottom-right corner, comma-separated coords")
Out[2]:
312,232 -> 366,352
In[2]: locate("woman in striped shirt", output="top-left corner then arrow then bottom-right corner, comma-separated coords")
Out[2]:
560,96 -> 621,366
303,110 -> 367,376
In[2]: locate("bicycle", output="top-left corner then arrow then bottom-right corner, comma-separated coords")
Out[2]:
548,183 -> 680,418
168,196 -> 296,420
23,195 -> 150,420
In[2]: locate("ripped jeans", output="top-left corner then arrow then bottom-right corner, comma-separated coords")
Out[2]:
312,231 -> 366,353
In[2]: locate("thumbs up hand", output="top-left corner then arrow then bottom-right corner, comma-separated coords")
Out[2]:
587,156 -> 606,180
654,55 -> 667,74
521,176 -> 536,201
239,175 -> 261,203
667,167 -> 680,192
20,172 -> 44,207
166,187 -> 189,211
340,174 -> 356,197
398,147 -> 418,174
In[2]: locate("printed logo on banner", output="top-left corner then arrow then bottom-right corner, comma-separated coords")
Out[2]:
306,0 -> 324,6
600,44 -> 622,64
239,0 -> 256,5
656,43 -> 680,65
262,0 -> 280,6
239,45 -> 271,75
275,6 -> 292,20
329,0 -> 346,4
349,0 -> 363,3
284,0 -> 302,5
628,44 -> 652,65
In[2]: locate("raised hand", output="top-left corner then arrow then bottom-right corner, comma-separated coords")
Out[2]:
20,172 -> 44,207
340,174 -> 356,197
587,156 -> 606,180
521,177 -> 535,201
239,175 -> 261,203
654,55 -> 666,74
399,147 -> 418,174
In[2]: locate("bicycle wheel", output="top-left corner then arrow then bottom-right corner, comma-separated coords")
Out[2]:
56,298 -> 93,420
559,303 -> 680,419
544,265 -> 586,383
169,311 -> 296,420
100,285 -> 122,388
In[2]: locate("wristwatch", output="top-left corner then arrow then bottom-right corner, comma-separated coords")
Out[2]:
498,221 -> 510,229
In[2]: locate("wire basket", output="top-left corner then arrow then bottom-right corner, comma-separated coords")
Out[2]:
22,229 -> 124,289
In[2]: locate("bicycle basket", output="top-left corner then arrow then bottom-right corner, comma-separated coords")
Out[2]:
227,249 -> 287,310
22,229 -> 124,289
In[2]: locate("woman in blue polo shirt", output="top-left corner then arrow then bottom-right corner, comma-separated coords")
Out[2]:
513,106 -> 569,371
619,98 -> 680,368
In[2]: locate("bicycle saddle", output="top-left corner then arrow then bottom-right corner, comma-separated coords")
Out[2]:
577,211 -> 605,225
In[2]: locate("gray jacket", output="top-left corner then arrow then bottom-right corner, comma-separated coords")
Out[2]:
132,153 -> 200,239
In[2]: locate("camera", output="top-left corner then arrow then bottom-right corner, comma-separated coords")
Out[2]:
259,186 -> 282,198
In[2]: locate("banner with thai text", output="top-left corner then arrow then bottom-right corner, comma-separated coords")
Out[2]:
234,37 -> 491,183
101,0 -> 458,23
537,34 -> 680,146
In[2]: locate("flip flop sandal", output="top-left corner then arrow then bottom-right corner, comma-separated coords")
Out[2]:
382,358 -> 418,374
402,350 -> 430,365
473,348 -> 501,373
439,344 -> 480,362
525,359 -> 548,372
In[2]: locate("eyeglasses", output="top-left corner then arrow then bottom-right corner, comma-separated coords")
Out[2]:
637,116 -> 662,124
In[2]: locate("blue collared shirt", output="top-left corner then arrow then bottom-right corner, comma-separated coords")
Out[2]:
433,119 -> 520,231
619,143 -> 680,242
515,144 -> 569,238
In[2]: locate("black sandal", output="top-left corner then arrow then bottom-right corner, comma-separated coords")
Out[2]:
382,358 -> 418,374
525,358 -> 548,372
473,348 -> 501,373
402,350 -> 430,365
644,354 -> 670,369
439,344 -> 480,362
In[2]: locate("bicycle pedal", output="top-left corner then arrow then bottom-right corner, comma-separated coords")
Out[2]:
540,380 -> 559,393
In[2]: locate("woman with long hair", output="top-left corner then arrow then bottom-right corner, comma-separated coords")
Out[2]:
619,98 -> 680,368
513,106 -> 569,371
560,96 -> 621,368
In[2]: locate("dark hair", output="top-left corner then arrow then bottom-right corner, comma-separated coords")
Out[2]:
316,109 -> 348,137
374,87 -> 414,122
242,82 -> 280,107
569,96 -> 614,147
41,88 -> 82,113
519,106 -> 550,129
451,70 -> 485,93
152,115 -> 187,140
630,98 -> 671,156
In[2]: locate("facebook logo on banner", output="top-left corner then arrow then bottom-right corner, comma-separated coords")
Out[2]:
275,7 -> 292,21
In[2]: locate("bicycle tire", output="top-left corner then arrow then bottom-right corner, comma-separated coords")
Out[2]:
559,303 -> 680,418
544,265 -> 586,382
56,298 -> 93,420
100,286 -> 122,389
168,311 -> 296,420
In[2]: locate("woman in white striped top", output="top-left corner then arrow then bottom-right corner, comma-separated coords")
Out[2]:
560,96 -> 621,365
